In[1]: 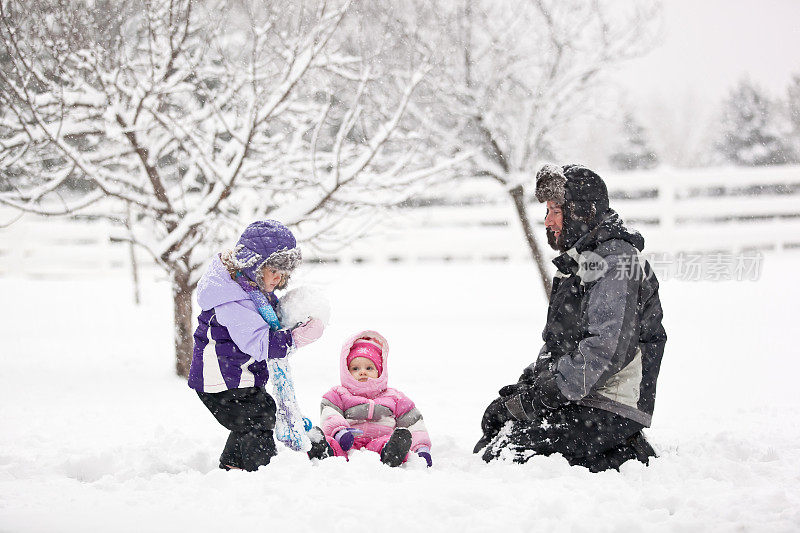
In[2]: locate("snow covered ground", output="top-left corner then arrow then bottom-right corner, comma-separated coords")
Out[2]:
2,254 -> 800,532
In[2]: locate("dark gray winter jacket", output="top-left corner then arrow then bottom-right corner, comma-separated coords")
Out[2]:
512,212 -> 667,427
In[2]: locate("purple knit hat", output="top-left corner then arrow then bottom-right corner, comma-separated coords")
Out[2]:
232,220 -> 302,283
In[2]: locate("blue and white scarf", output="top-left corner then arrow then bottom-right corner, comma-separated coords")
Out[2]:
235,273 -> 312,452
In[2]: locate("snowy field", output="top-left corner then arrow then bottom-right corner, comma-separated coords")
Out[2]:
2,254 -> 800,532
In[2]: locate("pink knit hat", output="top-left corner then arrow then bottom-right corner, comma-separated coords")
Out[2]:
346,338 -> 383,376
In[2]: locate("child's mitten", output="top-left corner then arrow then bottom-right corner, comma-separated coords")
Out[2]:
334,428 -> 363,451
416,446 -> 433,467
291,318 -> 324,348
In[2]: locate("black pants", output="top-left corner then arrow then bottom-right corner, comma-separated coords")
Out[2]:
197,387 -> 277,471
478,399 -> 655,472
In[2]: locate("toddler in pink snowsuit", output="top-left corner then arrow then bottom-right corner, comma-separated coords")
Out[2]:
310,330 -> 432,467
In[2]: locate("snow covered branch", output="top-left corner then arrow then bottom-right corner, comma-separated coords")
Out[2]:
0,0 -> 462,375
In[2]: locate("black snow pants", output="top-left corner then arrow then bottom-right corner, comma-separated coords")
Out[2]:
197,386 -> 277,471
476,398 -> 655,472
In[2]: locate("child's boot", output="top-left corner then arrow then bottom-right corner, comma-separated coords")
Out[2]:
380,428 -> 412,467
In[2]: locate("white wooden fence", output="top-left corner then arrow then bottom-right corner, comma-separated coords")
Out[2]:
2,165 -> 800,278
317,165 -> 800,264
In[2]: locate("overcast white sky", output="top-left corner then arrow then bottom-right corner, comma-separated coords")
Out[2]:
566,0 -> 800,167
617,0 -> 800,105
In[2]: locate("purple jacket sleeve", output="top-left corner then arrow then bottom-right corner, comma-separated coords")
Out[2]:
214,300 -> 293,361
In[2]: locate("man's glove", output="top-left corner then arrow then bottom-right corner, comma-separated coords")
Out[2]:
504,375 -> 568,421
498,383 -> 521,398
478,396 -> 514,440
530,373 -> 569,410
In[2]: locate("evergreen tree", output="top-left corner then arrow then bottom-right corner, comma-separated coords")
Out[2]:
609,112 -> 659,171
716,78 -> 793,166
786,74 -> 800,159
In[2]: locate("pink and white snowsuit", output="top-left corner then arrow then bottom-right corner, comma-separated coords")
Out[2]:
320,330 -> 431,459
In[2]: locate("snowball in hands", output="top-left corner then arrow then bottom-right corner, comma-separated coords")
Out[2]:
279,287 -> 330,349
278,286 -> 331,328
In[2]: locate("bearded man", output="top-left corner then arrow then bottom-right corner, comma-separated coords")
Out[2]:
475,164 -> 667,472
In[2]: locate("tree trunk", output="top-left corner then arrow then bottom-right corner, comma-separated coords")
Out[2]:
172,270 -> 194,377
508,185 -> 552,298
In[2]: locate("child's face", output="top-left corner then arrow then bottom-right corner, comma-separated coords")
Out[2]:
348,357 -> 380,382
261,268 -> 285,292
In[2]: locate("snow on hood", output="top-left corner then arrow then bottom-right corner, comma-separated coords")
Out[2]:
196,254 -> 249,310
339,330 -> 389,398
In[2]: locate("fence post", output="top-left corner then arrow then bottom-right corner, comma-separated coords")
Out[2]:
658,171 -> 676,245
124,205 -> 141,304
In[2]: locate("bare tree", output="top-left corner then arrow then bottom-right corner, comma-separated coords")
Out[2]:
0,0 -> 443,375
404,0 -> 659,295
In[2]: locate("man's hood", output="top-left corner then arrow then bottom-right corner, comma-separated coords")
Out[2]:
196,254 -> 249,310
583,210 -> 645,252
339,330 -> 389,398
553,211 -> 645,277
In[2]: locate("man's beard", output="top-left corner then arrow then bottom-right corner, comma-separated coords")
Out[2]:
546,227 -> 567,252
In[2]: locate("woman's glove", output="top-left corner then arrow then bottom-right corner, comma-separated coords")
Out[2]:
416,446 -> 433,468
334,428 -> 363,451
291,318 -> 324,348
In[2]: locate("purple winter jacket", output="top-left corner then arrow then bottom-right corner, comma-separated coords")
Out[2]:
187,255 -> 293,393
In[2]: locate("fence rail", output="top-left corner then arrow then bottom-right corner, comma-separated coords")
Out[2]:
320,166 -> 800,264
2,165 -> 800,278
